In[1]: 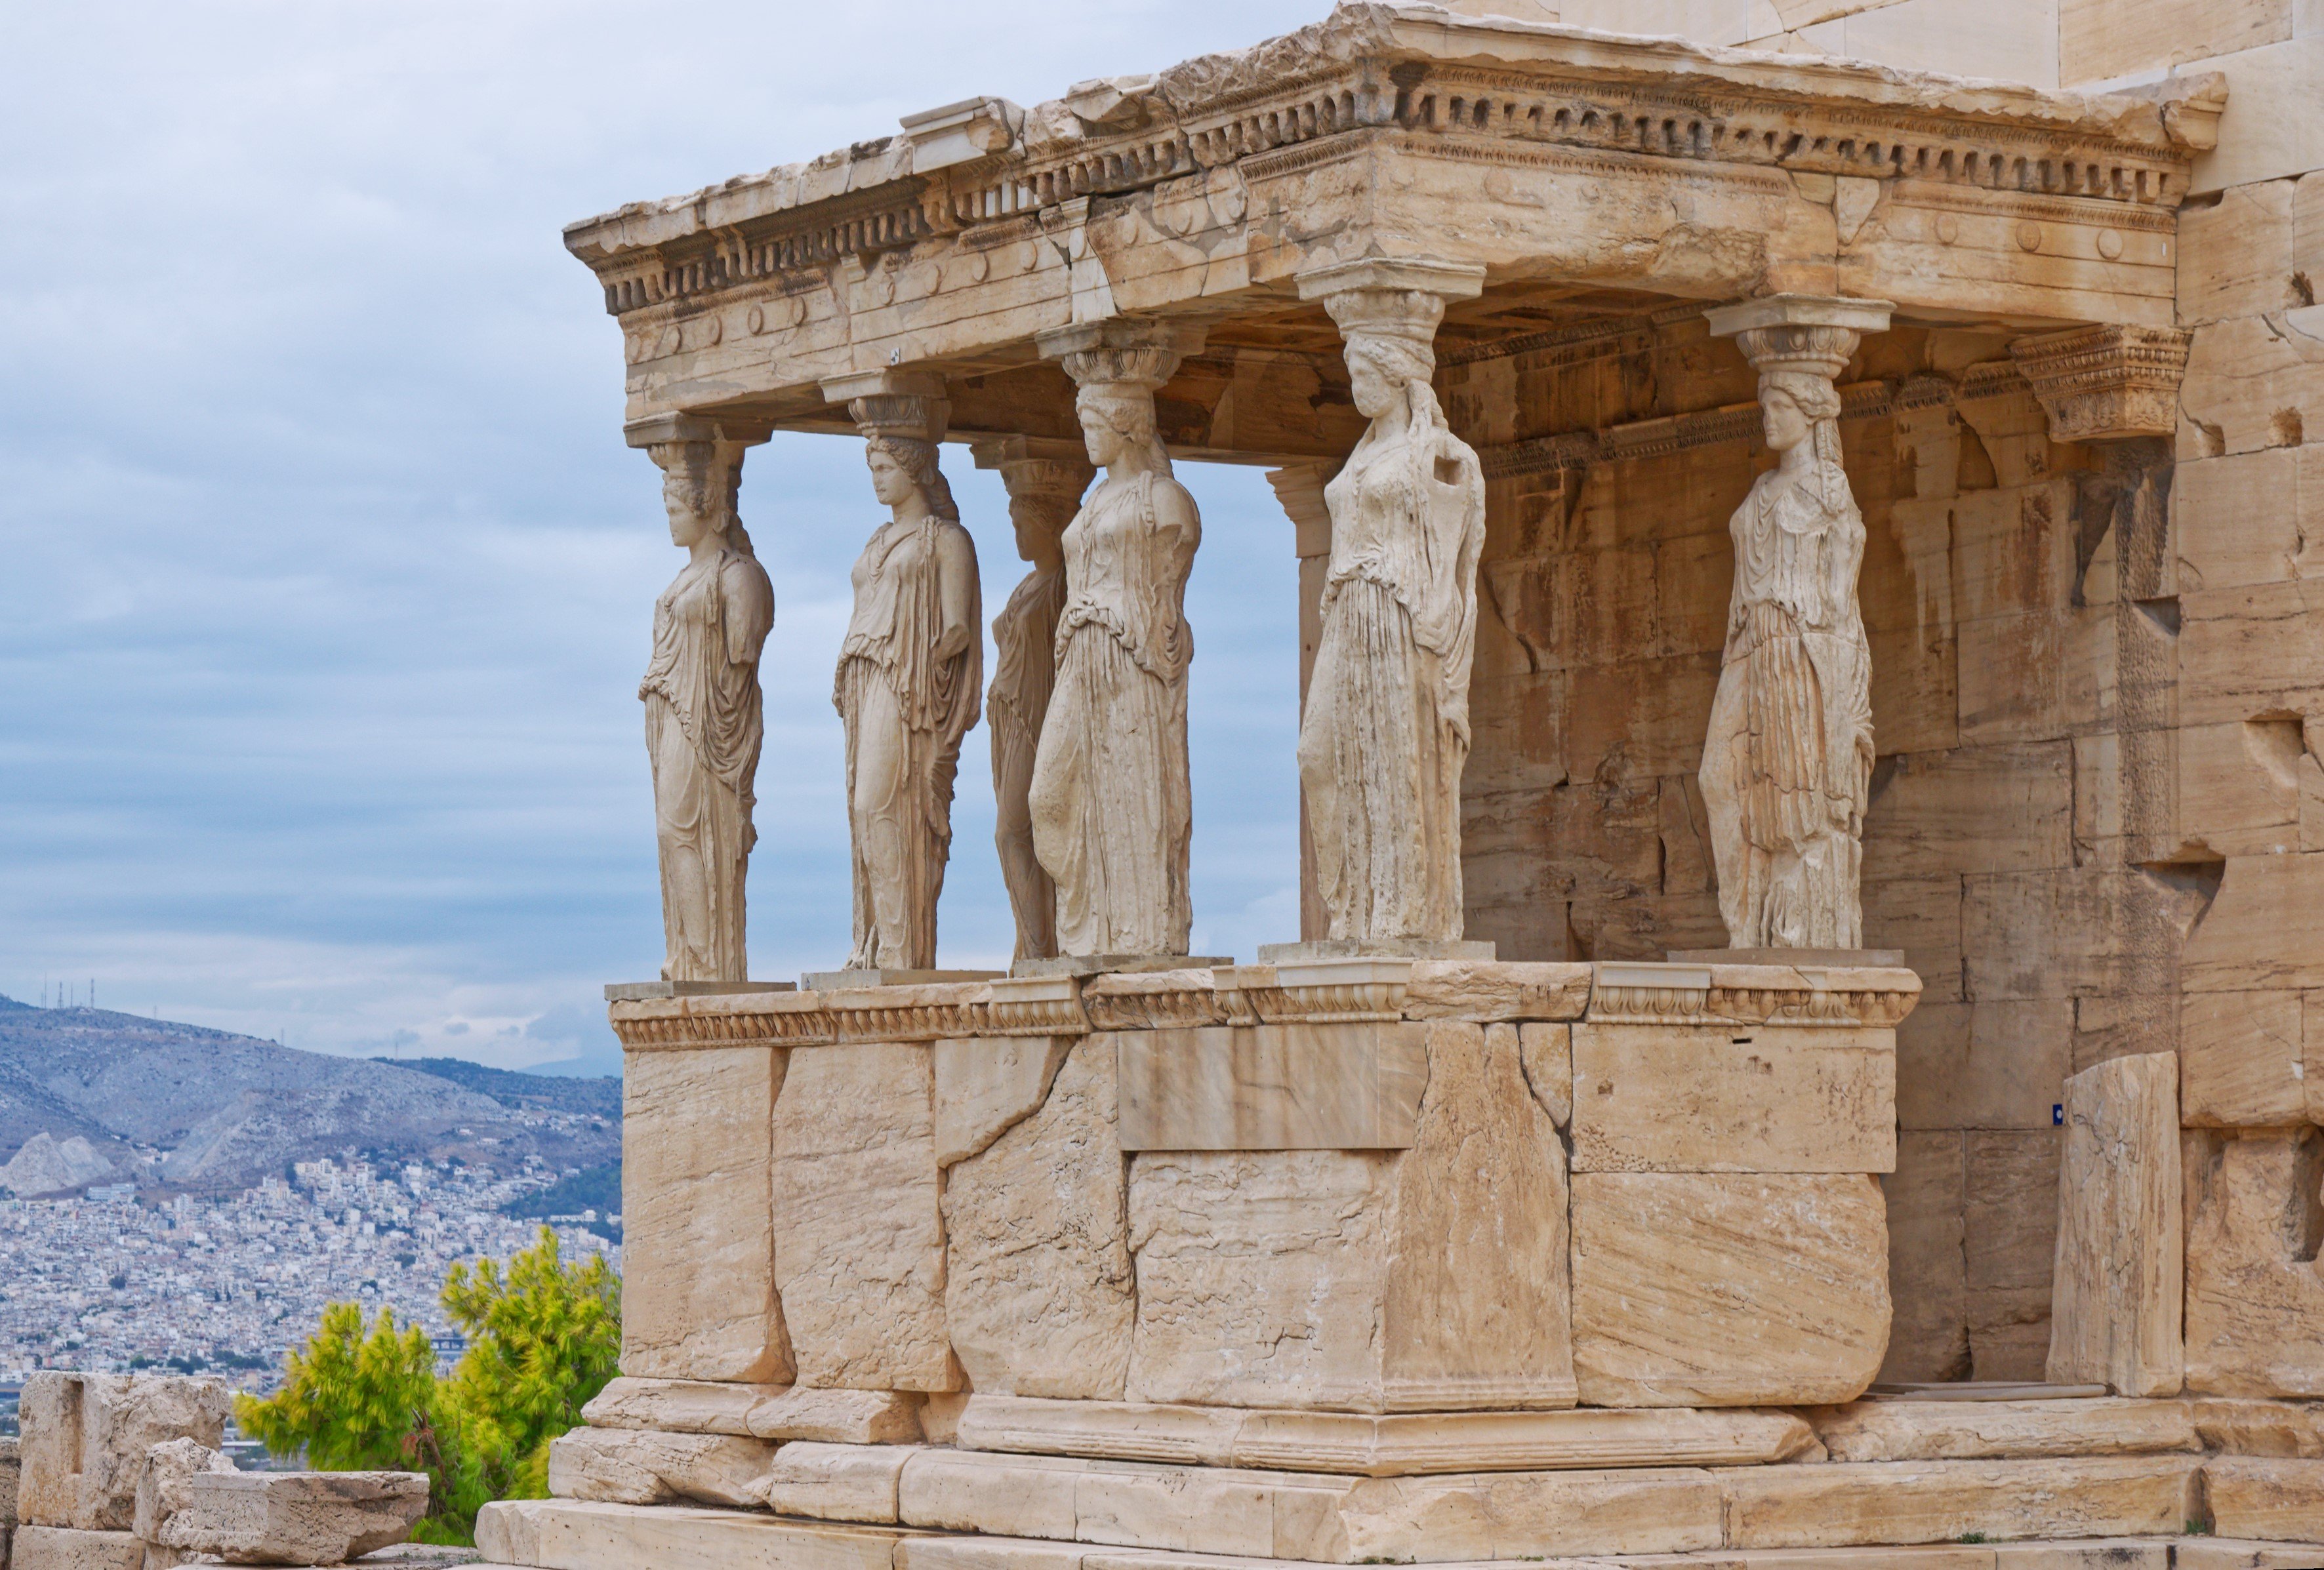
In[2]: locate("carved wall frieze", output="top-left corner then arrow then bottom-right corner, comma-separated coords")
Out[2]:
1471,371 -> 2019,480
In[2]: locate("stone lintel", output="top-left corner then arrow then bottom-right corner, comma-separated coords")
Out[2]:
1705,293 -> 1896,340
2010,323 -> 2194,441
1294,256 -> 1488,303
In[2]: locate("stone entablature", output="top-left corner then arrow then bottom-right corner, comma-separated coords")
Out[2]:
606,956 -> 1915,1046
562,3 -> 2220,451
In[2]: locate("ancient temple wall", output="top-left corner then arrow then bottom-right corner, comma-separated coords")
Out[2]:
2167,157 -> 2324,1401
1444,323 -> 2180,1384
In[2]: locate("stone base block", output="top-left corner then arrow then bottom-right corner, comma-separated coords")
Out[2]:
1126,1020 -> 1575,1413
1255,940 -> 1496,961
154,1471 -> 429,1565
547,1429 -> 775,1508
474,1492 -> 2266,1569
1721,1456 -> 2199,1550
1572,1173 -> 1891,1407
621,1045 -> 790,1383
2211,1459 -> 2324,1544
579,1378 -> 786,1438
9,1529 -> 142,1570
2176,1543 -> 2324,1570
802,971 -> 1004,990
773,1041 -> 960,1392
954,1394 -> 1818,1474
1014,957 -> 1234,978
760,1445 -> 920,1525
1805,1398 -> 2200,1462
476,1500 -> 901,1570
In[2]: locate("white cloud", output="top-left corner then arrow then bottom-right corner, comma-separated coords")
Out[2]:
0,0 -> 1319,1064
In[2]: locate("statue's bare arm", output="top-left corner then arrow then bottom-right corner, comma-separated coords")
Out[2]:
724,557 -> 775,666
1151,479 -> 1202,574
934,525 -> 979,662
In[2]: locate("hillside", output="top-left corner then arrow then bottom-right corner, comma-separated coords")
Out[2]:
0,997 -> 620,1197
386,1056 -> 622,1121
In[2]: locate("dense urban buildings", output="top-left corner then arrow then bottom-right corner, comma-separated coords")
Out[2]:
0,1156 -> 616,1386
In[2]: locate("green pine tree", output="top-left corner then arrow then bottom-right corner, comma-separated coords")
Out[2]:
236,1228 -> 621,1544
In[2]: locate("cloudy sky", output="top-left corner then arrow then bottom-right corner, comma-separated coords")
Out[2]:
0,0 -> 1328,1073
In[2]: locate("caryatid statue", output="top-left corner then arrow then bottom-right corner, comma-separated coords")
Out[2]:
1700,296 -> 1893,949
826,377 -> 983,973
1028,322 -> 1206,958
1295,260 -> 1488,946
973,437 -> 1095,964
634,417 -> 775,982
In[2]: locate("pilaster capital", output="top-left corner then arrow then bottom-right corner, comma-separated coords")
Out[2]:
2009,323 -> 2193,442
1295,256 -> 1487,304
1036,318 -> 1207,390
822,369 -> 950,443
622,413 -> 771,451
1298,258 -> 1484,348
972,436 -> 1095,500
1266,464 -> 1336,559
1707,294 -> 1894,384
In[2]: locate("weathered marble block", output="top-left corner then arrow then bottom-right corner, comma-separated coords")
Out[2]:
772,1040 -> 961,1392
1114,1022 -> 1429,1151
1125,1020 -> 1574,1413
9,1528 -> 142,1570
1570,1172 -> 1891,1407
941,1037 -> 1133,1399
1569,1022 -> 1895,1173
547,1428 -> 775,1508
622,1044 -> 790,1384
150,1471 -> 428,1565
2046,1052 -> 2184,1397
2187,1129 -> 2324,1397
18,1373 -> 230,1531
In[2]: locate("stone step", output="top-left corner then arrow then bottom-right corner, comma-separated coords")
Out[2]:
952,1394 -> 1822,1474
473,1503 -> 2324,1570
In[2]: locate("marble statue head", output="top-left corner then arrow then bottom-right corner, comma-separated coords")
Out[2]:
649,437 -> 751,555
865,433 -> 961,523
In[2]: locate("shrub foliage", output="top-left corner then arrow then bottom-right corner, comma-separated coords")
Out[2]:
236,1227 -> 620,1544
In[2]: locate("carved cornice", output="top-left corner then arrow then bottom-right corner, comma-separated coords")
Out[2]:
1585,962 -> 1922,1028
565,5 -> 2202,320
2008,323 -> 2193,442
607,958 -> 1913,1043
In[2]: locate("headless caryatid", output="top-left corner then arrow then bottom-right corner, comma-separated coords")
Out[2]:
834,393 -> 982,972
1029,331 -> 1202,958
1297,265 -> 1486,944
977,441 -> 1093,963
640,430 -> 775,982
1700,315 -> 1878,948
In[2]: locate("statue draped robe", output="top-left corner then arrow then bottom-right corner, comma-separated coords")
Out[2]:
835,515 -> 981,971
642,546 -> 774,980
990,563 -> 1068,961
1700,460 -> 1875,948
1029,472 -> 1197,957
1298,411 -> 1484,942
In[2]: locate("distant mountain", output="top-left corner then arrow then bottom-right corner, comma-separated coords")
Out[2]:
382,1057 -> 622,1120
0,999 -> 621,1197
